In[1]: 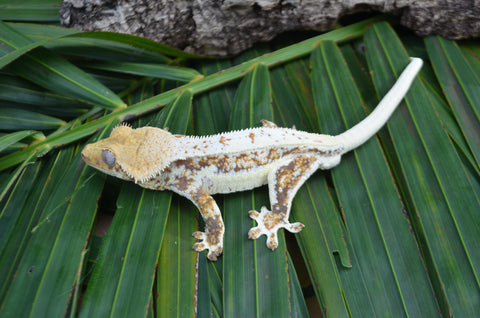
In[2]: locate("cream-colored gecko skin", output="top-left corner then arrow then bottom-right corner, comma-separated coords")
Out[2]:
82,58 -> 422,261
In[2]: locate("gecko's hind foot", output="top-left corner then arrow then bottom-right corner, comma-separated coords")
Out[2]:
248,206 -> 305,250
192,231 -> 223,261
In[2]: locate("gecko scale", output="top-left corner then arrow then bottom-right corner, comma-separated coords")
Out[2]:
82,58 -> 423,260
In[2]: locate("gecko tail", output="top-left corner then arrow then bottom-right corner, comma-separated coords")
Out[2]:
335,57 -> 423,153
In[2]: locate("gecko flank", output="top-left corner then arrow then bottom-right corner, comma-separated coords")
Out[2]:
82,58 -> 423,261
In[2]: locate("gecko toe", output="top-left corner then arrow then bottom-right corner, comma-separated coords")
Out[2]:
285,222 -> 305,233
206,246 -> 223,261
260,206 -> 270,213
193,242 -> 206,252
266,234 -> 279,250
192,231 -> 206,239
207,253 -> 217,261
248,227 -> 261,239
207,248 -> 222,260
248,210 -> 260,219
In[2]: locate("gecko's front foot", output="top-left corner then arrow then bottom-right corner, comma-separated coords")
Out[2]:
248,206 -> 304,250
192,231 -> 223,261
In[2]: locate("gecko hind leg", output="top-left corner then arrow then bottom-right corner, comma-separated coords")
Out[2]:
190,188 -> 225,261
248,154 -> 320,250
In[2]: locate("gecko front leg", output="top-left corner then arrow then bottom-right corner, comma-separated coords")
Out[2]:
248,154 -> 323,250
167,180 -> 224,261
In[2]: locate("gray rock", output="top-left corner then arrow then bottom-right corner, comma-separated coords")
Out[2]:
60,0 -> 480,56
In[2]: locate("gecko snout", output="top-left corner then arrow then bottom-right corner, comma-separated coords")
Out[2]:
80,144 -> 97,166
80,145 -> 90,161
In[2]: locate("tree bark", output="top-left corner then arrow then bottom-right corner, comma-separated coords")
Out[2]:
60,0 -> 480,56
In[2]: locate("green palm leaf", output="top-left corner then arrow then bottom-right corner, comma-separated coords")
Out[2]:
1,10 -> 479,317
0,0 -> 60,22
0,21 -> 126,110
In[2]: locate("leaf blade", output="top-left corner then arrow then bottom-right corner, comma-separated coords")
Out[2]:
366,21 -> 480,316
425,36 -> 480,169
0,20 -> 126,110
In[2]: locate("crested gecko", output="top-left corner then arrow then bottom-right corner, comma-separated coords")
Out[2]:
82,58 -> 423,260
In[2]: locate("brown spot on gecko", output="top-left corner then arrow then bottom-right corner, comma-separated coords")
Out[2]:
249,132 -> 255,144
175,176 -> 194,191
219,136 -> 230,146
204,216 -> 223,245
198,159 -> 212,169
268,148 -> 280,160
175,159 -> 200,172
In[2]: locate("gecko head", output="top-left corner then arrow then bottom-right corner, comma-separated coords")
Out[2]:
82,125 -> 176,183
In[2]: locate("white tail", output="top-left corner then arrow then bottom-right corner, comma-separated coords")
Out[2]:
336,57 -> 423,153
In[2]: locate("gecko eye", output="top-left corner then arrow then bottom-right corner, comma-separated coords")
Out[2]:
102,149 -> 116,168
